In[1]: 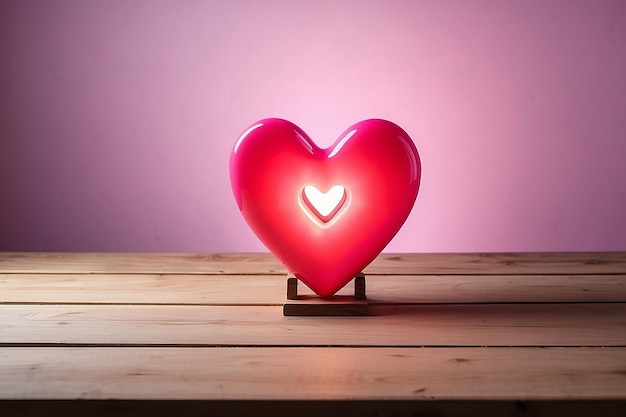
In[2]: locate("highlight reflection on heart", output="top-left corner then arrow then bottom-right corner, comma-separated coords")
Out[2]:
230,118 -> 421,297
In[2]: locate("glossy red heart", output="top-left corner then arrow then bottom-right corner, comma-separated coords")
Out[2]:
230,119 -> 421,297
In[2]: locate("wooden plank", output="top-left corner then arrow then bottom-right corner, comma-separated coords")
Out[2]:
0,274 -> 281,305
1,304 -> 625,346
1,347 -> 624,400
0,253 -> 284,275
2,274 -> 624,305
2,252 -> 626,275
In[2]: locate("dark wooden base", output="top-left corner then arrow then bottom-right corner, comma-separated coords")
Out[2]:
283,275 -> 369,316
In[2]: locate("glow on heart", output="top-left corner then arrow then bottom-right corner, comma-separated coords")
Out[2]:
301,185 -> 347,226
230,118 -> 421,297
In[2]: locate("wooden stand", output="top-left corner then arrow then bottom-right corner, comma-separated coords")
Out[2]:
283,274 -> 369,316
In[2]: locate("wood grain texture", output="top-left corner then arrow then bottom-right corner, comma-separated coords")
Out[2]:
2,252 -> 626,275
2,303 -> 624,346
2,273 -> 624,305
1,347 -> 624,400
2,252 -> 625,415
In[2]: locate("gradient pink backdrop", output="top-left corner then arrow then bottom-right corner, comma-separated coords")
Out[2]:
1,0 -> 625,253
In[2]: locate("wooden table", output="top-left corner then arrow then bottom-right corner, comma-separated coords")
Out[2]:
1,252 -> 625,416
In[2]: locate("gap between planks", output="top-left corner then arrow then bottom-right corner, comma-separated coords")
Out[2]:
2,343 -> 626,349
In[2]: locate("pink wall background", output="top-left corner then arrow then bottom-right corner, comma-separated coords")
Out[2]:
1,0 -> 625,253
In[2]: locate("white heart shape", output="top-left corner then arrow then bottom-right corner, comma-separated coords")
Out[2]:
303,185 -> 345,218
